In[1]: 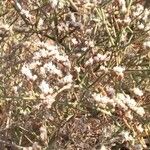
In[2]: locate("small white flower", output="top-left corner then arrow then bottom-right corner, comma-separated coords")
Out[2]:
94,54 -> 107,62
44,62 -> 55,71
63,74 -> 73,83
85,57 -> 93,66
135,107 -> 145,116
118,0 -> 126,7
39,80 -> 50,94
92,93 -> 101,102
121,6 -> 127,13
32,75 -> 37,81
89,41 -> 94,47
92,93 -> 113,105
33,51 -> 42,60
76,53 -> 82,57
13,86 -> 18,94
43,95 -> 55,108
143,8 -> 150,21
40,67 -> 46,75
21,65 -> 33,80
100,145 -> 107,150
81,47 -> 88,51
125,96 -> 137,108
29,61 -> 41,69
39,49 -> 49,57
133,88 -> 143,96
74,66 -> 81,73
50,0 -> 64,9
137,23 -> 144,30
120,131 -> 133,141
133,4 -> 144,17
115,93 -> 128,110
50,0 -> 58,8
124,16 -> 131,24
136,124 -> 144,133
106,86 -> 115,97
70,13 -> 76,22
99,66 -> 108,72
71,38 -> 78,44
118,0 -> 127,13
143,41 -> 150,49
125,110 -> 133,120
38,18 -> 44,29
113,66 -> 125,76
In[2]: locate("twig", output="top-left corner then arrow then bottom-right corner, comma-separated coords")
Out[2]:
0,139 -> 23,150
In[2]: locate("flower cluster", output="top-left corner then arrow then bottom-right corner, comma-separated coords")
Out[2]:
92,91 -> 145,117
21,41 -> 72,107
0,0 -> 149,149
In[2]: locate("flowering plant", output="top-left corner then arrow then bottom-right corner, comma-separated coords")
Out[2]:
0,0 -> 149,149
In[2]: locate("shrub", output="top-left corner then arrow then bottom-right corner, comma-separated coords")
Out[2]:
0,0 -> 149,149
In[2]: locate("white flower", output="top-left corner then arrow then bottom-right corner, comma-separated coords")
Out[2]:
138,23 -> 144,30
38,18 -> 44,29
94,54 -> 107,62
118,0 -> 126,7
127,99 -> 137,109
21,65 -> 33,79
32,75 -> 37,81
70,13 -> 76,22
92,93 -> 114,106
33,52 -> 40,60
99,66 -> 108,72
124,16 -> 131,24
118,0 -> 127,13
44,62 -> 62,77
71,38 -> 78,44
50,0 -> 58,8
74,66 -> 81,73
100,145 -> 107,150
113,66 -> 125,73
29,61 -> 41,69
125,110 -> 133,120
39,49 -> 49,57
143,8 -> 150,21
81,47 -> 88,51
43,95 -> 55,108
136,124 -> 144,133
143,41 -> 150,49
120,131 -> 133,141
115,93 -> 128,110
63,74 -> 73,83
121,6 -> 127,13
39,80 -> 50,94
133,88 -> 143,96
133,4 -> 144,17
89,41 -> 94,47
50,0 -> 64,9
40,67 -> 46,75
135,107 -> 145,117
85,57 -> 94,66
113,66 -> 125,77
13,86 -> 18,94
